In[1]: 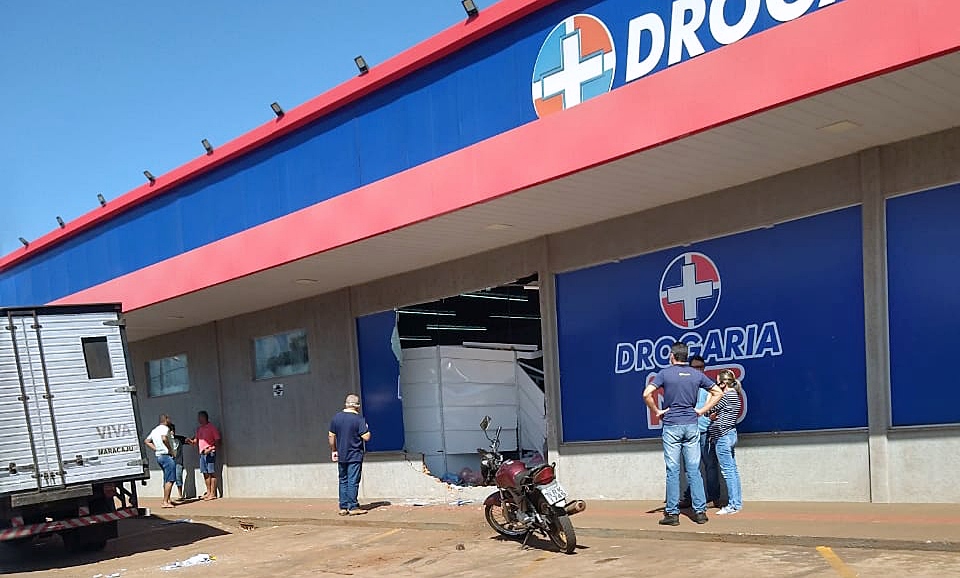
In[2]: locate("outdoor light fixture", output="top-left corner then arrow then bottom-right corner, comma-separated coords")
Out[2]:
271,102 -> 284,118
460,291 -> 528,302
18,237 -> 29,248
354,56 -> 369,74
397,309 -> 456,316
462,0 -> 479,17
97,193 -> 107,207
426,324 -> 486,331
143,170 -> 156,184
56,216 -> 65,229
201,139 -> 214,154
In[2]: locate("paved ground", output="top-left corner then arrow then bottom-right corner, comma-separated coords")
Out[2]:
4,498 -> 960,576
137,497 -> 960,551
3,516 -> 960,577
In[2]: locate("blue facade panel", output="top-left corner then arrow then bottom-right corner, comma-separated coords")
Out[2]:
356,311 -> 405,452
887,183 -> 960,427
556,207 -> 868,442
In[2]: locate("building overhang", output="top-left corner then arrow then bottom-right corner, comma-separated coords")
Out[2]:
44,0 -> 960,341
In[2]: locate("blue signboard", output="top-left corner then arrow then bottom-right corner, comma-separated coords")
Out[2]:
887,183 -> 960,427
356,311 -> 405,451
556,207 -> 867,442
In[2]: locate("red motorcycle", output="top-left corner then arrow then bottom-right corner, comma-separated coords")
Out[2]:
477,416 -> 585,554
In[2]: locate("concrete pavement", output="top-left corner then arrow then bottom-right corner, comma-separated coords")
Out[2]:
139,497 -> 960,552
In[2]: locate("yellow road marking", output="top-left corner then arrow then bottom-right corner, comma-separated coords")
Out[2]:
359,527 -> 402,544
816,546 -> 858,578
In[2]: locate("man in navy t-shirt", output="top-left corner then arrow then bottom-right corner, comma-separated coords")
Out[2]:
643,342 -> 722,526
328,394 -> 372,516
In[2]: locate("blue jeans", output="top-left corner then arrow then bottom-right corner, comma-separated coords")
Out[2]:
682,431 -> 719,504
713,430 -> 742,510
156,454 -> 177,484
663,424 -> 706,514
338,461 -> 363,511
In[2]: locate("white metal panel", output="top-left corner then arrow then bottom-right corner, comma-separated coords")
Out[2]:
35,311 -> 147,486
0,317 -> 42,494
0,309 -> 147,496
517,366 -> 546,457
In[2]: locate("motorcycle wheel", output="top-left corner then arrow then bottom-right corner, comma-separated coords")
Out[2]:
545,512 -> 577,554
484,503 -> 528,538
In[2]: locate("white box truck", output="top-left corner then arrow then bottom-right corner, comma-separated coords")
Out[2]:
0,304 -> 148,552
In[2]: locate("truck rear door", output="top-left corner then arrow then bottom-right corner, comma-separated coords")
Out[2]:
1,310 -> 63,492
0,307 -> 147,494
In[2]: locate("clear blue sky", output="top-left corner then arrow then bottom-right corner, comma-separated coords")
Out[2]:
0,1 -> 488,257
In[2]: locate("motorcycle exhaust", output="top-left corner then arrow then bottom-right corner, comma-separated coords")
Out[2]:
564,500 -> 587,516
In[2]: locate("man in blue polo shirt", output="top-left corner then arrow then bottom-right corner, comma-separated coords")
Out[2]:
329,394 -> 372,516
644,342 -> 722,526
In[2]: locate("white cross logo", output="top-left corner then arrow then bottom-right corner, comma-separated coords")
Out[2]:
541,30 -> 605,108
664,262 -> 717,323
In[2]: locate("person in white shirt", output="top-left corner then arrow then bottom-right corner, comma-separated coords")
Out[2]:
144,413 -> 176,508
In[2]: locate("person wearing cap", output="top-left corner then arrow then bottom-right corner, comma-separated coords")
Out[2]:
328,394 -> 372,516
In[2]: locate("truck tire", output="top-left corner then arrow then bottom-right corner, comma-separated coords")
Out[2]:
62,523 -> 112,554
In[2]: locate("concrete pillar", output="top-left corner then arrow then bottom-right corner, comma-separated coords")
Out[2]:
859,147 -> 892,503
538,237 -> 565,457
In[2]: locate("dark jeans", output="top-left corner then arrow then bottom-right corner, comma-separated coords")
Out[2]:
338,461 -> 363,511
683,431 -> 720,504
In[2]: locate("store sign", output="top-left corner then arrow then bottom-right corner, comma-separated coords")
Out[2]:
532,0 -> 840,117
556,207 -> 867,442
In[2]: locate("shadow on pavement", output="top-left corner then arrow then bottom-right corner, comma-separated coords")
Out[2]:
0,517 -> 229,574
361,501 -> 392,511
490,533 -> 590,555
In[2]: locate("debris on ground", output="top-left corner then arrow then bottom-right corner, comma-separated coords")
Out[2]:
456,543 -> 466,551
160,554 -> 216,571
239,521 -> 256,531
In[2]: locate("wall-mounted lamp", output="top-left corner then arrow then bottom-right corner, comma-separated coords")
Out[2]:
18,237 -> 29,248
56,216 -> 66,229
201,139 -> 214,155
354,55 -> 369,75
143,171 -> 156,184
462,0 -> 479,17
271,102 -> 284,118
97,193 -> 107,207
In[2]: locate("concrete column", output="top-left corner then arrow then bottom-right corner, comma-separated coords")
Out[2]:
860,147 -> 892,503
537,237 -> 565,458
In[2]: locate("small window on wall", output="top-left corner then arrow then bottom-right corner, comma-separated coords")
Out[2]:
82,337 -> 113,379
253,329 -> 310,380
147,355 -> 190,397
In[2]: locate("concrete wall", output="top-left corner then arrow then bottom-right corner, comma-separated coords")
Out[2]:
129,126 -> 960,503
130,323 -> 223,500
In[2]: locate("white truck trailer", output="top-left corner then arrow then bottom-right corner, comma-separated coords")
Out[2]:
0,304 -> 148,552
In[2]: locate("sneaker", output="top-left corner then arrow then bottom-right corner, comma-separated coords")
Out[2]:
693,511 -> 709,524
338,509 -> 349,516
659,513 -> 680,526
348,509 -> 367,516
717,506 -> 740,516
